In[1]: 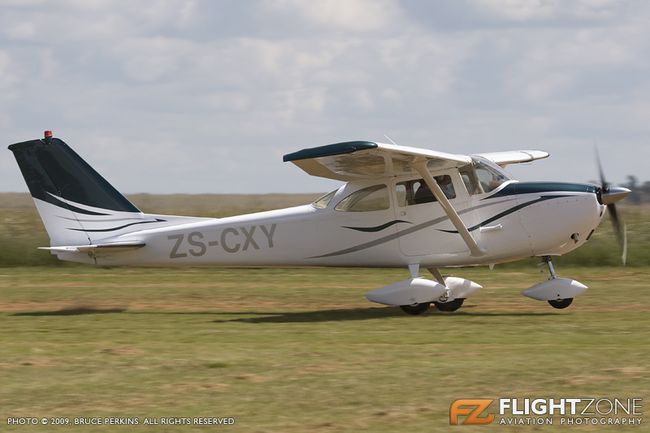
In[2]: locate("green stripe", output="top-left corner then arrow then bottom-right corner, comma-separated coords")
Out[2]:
488,182 -> 597,199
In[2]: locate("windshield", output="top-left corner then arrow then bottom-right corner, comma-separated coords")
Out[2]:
311,189 -> 337,209
472,157 -> 509,193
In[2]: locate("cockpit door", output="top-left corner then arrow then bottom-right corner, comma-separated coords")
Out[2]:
394,170 -> 475,257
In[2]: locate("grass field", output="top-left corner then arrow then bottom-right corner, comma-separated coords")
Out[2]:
1,266 -> 648,432
1,192 -> 648,431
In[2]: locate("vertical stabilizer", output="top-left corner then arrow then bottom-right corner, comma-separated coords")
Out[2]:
8,133 -> 145,246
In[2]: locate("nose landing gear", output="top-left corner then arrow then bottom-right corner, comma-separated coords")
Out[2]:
521,256 -> 587,309
539,256 -> 571,309
539,256 -> 573,309
548,298 -> 573,309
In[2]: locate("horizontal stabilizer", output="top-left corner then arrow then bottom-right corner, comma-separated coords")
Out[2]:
39,240 -> 145,253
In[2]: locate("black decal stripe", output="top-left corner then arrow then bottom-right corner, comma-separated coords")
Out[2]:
440,195 -> 566,233
485,182 -> 597,200
68,218 -> 165,233
57,216 -> 144,222
342,220 -> 412,232
37,196 -> 108,216
309,199 -> 516,259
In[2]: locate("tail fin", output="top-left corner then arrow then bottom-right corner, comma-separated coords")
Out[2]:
8,132 -> 146,246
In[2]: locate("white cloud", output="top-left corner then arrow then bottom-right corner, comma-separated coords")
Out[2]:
262,0 -> 402,32
5,21 -> 35,39
474,0 -> 621,21
1,0 -> 649,194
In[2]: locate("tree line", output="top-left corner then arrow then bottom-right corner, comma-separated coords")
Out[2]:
620,176 -> 650,205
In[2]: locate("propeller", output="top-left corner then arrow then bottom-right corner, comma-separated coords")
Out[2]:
595,149 -> 630,265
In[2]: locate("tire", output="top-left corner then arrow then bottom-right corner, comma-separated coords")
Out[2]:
400,302 -> 431,315
435,298 -> 465,312
548,298 -> 573,309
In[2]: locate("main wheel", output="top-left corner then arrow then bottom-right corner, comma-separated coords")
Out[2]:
435,298 -> 465,312
548,298 -> 573,309
400,302 -> 431,315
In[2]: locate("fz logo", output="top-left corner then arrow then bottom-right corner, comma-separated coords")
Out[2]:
168,224 -> 277,258
449,399 -> 495,425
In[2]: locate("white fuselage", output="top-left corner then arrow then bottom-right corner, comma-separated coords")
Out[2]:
56,177 -> 605,269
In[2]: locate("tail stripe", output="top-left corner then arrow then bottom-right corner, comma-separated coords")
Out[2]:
68,219 -> 165,233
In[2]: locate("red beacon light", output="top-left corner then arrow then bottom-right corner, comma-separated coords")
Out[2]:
43,130 -> 53,143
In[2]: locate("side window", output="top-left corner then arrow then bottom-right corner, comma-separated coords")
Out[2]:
335,185 -> 390,212
459,164 -> 480,195
396,175 -> 456,206
475,162 -> 506,193
312,190 -> 337,209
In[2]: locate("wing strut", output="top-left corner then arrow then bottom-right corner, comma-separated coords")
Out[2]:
414,161 -> 485,257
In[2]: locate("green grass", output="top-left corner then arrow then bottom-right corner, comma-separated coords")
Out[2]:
1,266 -> 648,432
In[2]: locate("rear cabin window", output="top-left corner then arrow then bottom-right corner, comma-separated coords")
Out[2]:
335,185 -> 390,212
396,175 -> 456,207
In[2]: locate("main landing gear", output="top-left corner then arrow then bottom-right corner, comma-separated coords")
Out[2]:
397,265 -> 474,315
521,256 -> 587,309
365,264 -> 482,315
435,298 -> 465,312
399,297 -> 466,315
400,303 -> 431,315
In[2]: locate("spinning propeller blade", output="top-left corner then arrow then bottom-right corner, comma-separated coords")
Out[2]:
595,148 -> 630,265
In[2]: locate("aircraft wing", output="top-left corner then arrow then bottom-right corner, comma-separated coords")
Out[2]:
283,141 -> 471,181
474,150 -> 549,167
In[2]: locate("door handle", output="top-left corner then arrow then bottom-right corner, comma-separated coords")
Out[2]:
479,224 -> 503,233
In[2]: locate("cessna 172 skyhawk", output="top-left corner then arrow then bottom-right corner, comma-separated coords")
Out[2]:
9,131 -> 630,314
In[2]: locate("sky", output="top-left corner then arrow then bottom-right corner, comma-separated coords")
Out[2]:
1,0 -> 648,194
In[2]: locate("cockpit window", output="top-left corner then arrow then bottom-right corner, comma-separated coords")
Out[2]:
474,158 -> 508,193
396,175 -> 456,206
312,190 -> 337,209
459,164 -> 480,195
335,184 -> 390,212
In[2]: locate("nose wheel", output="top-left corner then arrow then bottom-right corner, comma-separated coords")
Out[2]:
548,298 -> 573,309
542,256 -> 574,309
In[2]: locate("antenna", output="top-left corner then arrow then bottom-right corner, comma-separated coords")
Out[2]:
383,134 -> 398,145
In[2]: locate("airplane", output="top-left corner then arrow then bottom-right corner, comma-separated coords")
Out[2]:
8,131 -> 631,314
